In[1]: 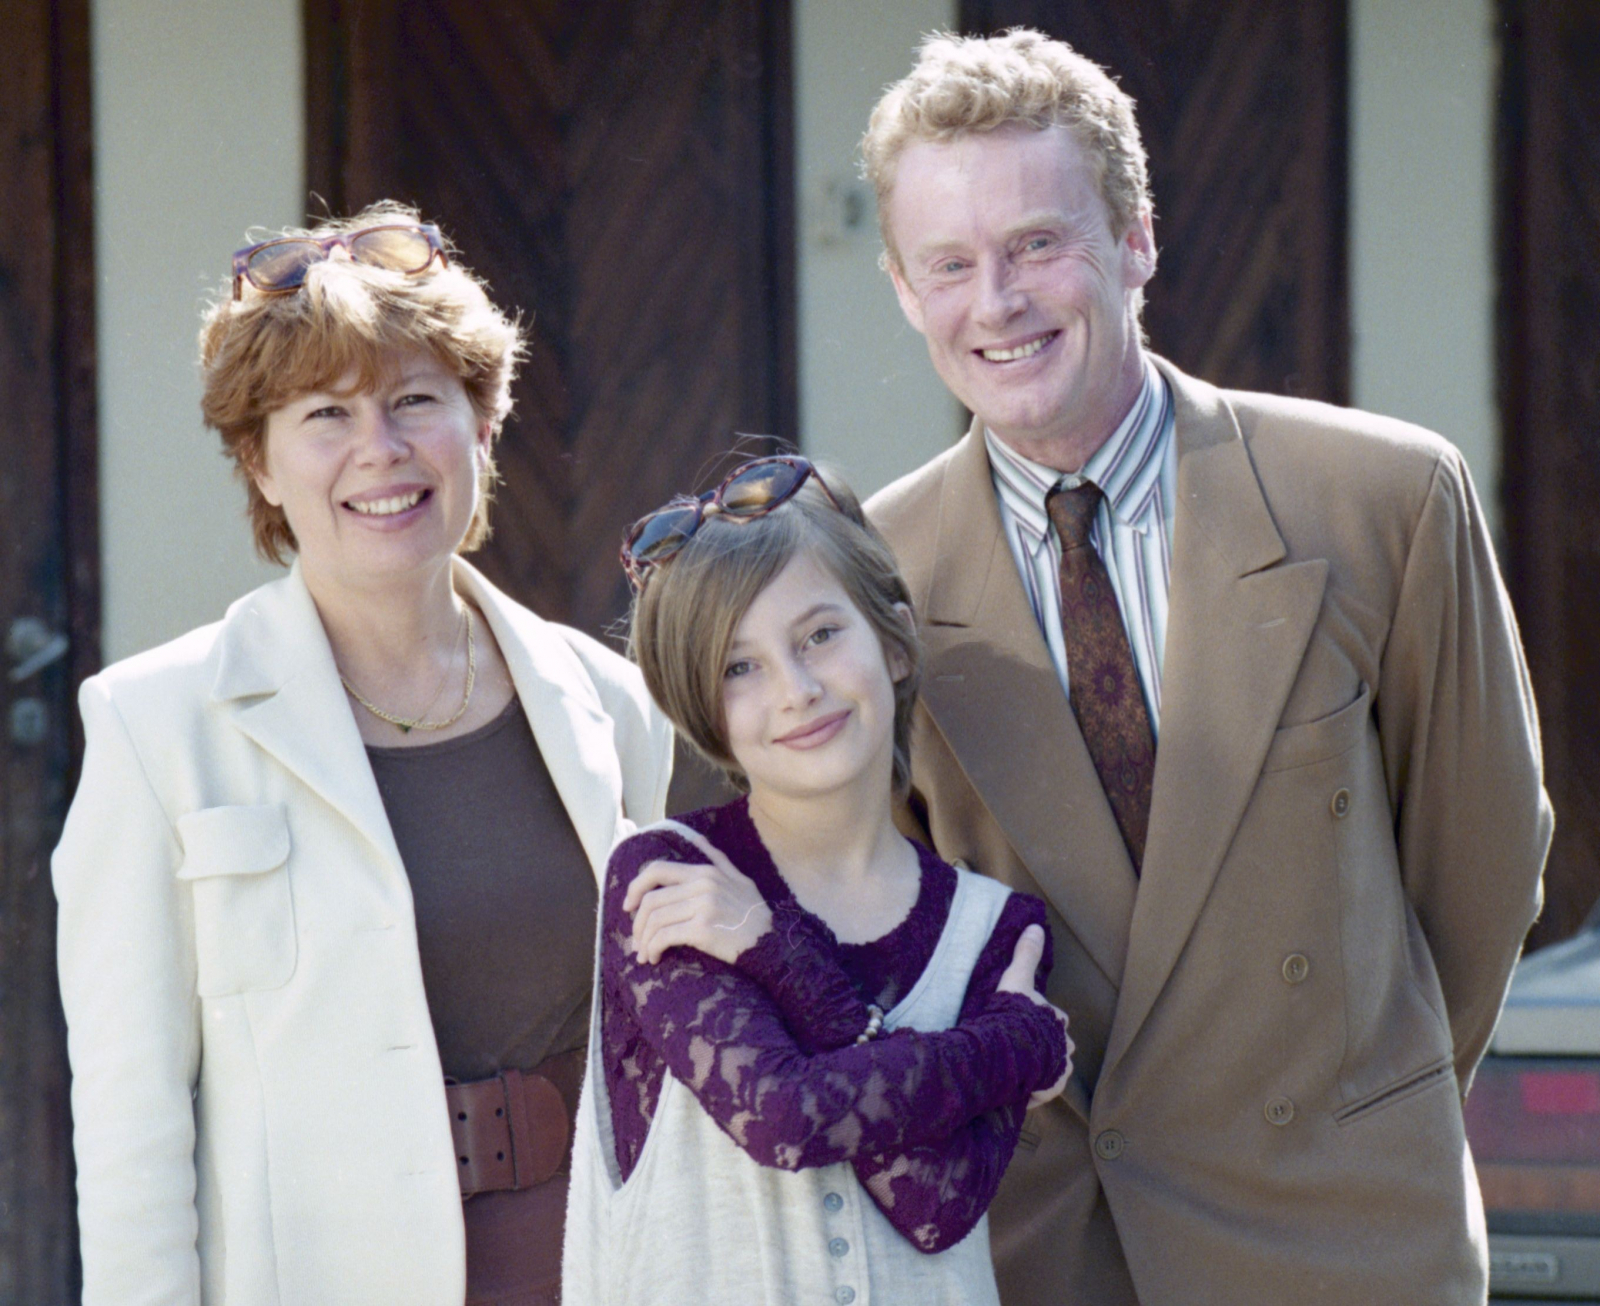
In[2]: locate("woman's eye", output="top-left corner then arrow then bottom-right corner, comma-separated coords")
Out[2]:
1023,236 -> 1053,253
396,392 -> 437,409
938,259 -> 966,275
306,405 -> 345,421
804,625 -> 839,649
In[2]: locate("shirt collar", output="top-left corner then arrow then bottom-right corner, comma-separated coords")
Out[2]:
986,356 -> 1172,535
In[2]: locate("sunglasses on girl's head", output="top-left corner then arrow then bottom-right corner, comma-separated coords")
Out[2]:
621,456 -> 843,591
231,223 -> 448,300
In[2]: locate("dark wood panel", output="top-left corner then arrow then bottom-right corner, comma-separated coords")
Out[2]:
0,0 -> 98,1299
960,0 -> 1349,403
306,0 -> 796,637
1498,0 -> 1600,945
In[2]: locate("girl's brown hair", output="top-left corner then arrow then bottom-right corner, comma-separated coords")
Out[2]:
198,201 -> 525,564
628,472 -> 922,795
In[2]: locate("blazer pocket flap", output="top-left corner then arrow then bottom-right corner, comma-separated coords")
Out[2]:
1262,683 -> 1372,773
176,804 -> 291,880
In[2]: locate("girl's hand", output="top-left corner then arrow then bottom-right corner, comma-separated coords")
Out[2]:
624,830 -> 773,966
996,924 -> 1075,1109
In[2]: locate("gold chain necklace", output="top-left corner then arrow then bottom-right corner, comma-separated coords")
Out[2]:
341,607 -> 477,734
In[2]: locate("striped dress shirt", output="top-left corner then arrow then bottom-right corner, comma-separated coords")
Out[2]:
986,357 -> 1176,735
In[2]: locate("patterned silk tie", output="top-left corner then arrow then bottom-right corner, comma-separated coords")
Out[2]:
1046,482 -> 1156,871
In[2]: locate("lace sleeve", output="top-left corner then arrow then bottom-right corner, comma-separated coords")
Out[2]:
603,836 -> 1066,1175
853,892 -> 1062,1252
734,900 -> 871,1054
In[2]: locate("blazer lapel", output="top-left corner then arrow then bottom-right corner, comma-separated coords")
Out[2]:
1101,361 -> 1327,1080
919,424 -> 1138,993
210,565 -> 402,866
454,560 -> 626,885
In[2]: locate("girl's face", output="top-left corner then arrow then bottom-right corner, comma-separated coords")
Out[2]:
254,348 -> 488,596
720,549 -> 908,806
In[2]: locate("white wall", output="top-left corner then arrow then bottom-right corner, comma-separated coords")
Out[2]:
793,0 -> 962,498
1350,0 -> 1498,530
93,0 -> 301,661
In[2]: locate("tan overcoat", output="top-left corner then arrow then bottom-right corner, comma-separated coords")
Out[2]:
865,357 -> 1552,1306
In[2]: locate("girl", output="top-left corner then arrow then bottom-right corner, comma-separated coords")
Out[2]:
564,456 -> 1071,1305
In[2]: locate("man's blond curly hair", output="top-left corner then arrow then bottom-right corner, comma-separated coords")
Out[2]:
862,28 -> 1152,265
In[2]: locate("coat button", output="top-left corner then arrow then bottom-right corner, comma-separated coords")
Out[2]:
1095,1129 -> 1125,1160
1331,788 -> 1351,818
1265,1096 -> 1296,1126
1282,953 -> 1310,984
823,1192 -> 843,1212
836,1290 -> 857,1304
828,1237 -> 849,1258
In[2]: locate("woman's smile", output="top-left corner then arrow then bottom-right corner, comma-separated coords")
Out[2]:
342,484 -> 434,527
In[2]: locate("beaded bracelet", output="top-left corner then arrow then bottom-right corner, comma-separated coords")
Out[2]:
855,1004 -> 885,1045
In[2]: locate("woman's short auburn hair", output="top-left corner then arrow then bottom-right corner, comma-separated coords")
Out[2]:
198,201 -> 525,564
627,472 -> 922,796
862,27 -> 1152,264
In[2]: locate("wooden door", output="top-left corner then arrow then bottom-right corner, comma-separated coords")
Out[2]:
304,0 -> 796,638
1498,0 -> 1600,945
960,0 -> 1350,404
0,0 -> 99,1299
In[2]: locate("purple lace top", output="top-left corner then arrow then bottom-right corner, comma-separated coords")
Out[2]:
600,799 -> 1066,1253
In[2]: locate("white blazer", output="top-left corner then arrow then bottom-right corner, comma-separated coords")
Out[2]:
52,558 -> 673,1306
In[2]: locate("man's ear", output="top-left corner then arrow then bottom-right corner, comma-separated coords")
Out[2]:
1121,206 -> 1157,290
887,258 -> 928,336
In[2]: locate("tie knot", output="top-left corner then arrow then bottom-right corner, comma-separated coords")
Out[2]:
1045,481 -> 1104,548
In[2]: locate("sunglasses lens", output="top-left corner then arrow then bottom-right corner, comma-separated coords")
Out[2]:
349,227 -> 436,273
720,460 -> 806,516
627,505 -> 702,566
246,240 -> 322,291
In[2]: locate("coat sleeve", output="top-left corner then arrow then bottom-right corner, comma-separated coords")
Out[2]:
1377,447 -> 1553,1091
52,677 -> 203,1306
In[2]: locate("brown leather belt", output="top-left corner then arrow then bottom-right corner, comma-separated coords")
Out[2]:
446,1051 -> 582,1199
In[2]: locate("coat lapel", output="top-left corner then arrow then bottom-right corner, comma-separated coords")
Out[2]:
209,561 -> 627,889
1100,361 -> 1327,1080
919,424 -> 1138,993
454,560 -> 626,885
210,564 -> 402,866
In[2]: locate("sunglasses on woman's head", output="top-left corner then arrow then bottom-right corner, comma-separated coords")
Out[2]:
231,223 -> 448,300
621,456 -> 843,591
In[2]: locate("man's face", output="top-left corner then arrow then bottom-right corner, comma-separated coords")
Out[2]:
885,124 -> 1155,465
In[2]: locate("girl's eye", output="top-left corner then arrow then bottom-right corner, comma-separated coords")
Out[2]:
804,625 -> 839,649
723,659 -> 754,680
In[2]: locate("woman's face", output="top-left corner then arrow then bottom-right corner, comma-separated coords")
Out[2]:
720,549 -> 908,806
254,349 -> 487,595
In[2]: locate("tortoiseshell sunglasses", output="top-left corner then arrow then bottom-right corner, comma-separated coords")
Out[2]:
621,456 -> 844,591
231,223 -> 448,300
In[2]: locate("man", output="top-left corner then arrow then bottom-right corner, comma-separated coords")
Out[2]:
862,29 -> 1552,1306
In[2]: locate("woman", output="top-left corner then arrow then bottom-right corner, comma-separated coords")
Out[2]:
52,204 -> 672,1305
564,458 -> 1072,1304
